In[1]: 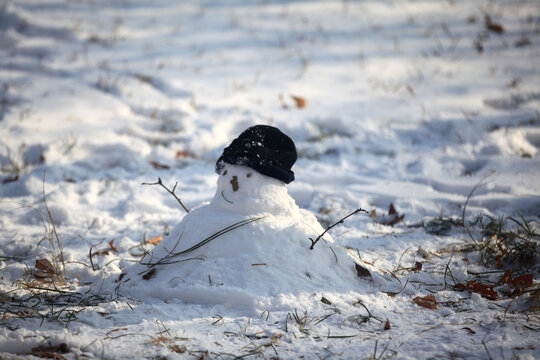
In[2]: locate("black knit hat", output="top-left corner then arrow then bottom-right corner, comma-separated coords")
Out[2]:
215,125 -> 297,184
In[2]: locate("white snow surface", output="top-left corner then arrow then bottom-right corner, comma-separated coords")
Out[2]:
1,0 -> 539,359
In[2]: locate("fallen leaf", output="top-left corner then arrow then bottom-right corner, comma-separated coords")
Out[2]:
92,250 -> 110,256
454,280 -> 498,300
2,174 -> 19,184
35,259 -> 55,273
384,319 -> 391,330
485,16 -> 504,34
462,327 -> 476,335
321,296 -> 332,305
108,239 -> 117,252
175,150 -> 192,159
30,343 -> 68,360
412,262 -> 423,272
412,294 -> 437,309
170,345 -> 186,353
146,234 -> 163,245
149,160 -> 170,170
291,95 -> 307,108
372,203 -> 405,226
512,274 -> 534,289
501,269 -> 512,284
34,259 -> 57,278
355,263 -> 371,278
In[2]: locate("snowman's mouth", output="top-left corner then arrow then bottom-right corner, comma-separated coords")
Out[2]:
221,191 -> 234,204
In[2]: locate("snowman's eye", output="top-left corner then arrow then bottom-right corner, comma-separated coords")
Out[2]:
222,170 -> 228,176
246,173 -> 252,178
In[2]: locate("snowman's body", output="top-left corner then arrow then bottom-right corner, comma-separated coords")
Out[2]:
113,126 -> 361,310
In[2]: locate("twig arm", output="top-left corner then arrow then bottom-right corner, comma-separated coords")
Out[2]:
142,177 -> 190,214
309,208 -> 368,250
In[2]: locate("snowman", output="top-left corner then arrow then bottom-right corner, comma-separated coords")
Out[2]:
115,125 -> 361,309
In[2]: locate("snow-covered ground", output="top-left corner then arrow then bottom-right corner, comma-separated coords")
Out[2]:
1,0 -> 539,359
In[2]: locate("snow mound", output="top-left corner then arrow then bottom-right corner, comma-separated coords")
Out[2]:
108,164 -> 361,311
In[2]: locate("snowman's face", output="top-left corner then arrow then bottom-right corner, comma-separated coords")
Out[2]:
211,163 -> 295,215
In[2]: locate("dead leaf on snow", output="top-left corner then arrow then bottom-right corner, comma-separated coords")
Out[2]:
34,259 -> 57,278
371,203 -> 405,226
412,294 -> 438,309
291,95 -> 307,108
150,160 -> 170,170
355,263 -> 372,279
146,234 -> 163,245
454,280 -> 498,300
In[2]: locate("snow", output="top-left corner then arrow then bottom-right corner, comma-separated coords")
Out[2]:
1,0 -> 539,359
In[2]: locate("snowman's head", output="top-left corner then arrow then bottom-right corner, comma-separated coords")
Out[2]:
211,163 -> 298,216
211,125 -> 298,216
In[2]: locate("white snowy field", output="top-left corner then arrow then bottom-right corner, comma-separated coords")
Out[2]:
0,0 -> 539,359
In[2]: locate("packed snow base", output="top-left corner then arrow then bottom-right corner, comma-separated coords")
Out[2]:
113,164 -> 361,311
1,0 -> 539,359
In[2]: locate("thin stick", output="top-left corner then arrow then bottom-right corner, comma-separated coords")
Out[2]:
309,208 -> 368,250
461,170 -> 495,224
142,177 -> 189,213
42,169 -> 66,279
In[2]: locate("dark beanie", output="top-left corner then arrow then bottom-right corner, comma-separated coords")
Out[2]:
215,125 -> 297,184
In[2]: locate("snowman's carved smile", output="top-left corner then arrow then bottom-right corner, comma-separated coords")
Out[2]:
221,190 -> 233,204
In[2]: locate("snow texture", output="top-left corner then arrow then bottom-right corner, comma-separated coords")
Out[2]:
0,0 -> 539,359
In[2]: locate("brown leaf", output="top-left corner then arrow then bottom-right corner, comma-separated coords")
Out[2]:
501,269 -> 512,284
35,259 -> 55,273
384,319 -> 391,330
146,234 -> 163,245
175,150 -> 193,159
355,263 -> 371,278
291,95 -> 307,109
453,283 -> 466,291
30,343 -> 68,359
170,345 -> 186,353
92,250 -> 110,256
412,262 -> 423,272
455,280 -> 498,300
29,351 -> 66,360
108,239 -> 117,252
373,203 -> 405,226
468,281 -> 498,300
485,16 -> 504,34
512,274 -> 534,289
34,259 -> 57,278
149,161 -> 170,170
2,174 -> 19,184
412,294 -> 438,309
